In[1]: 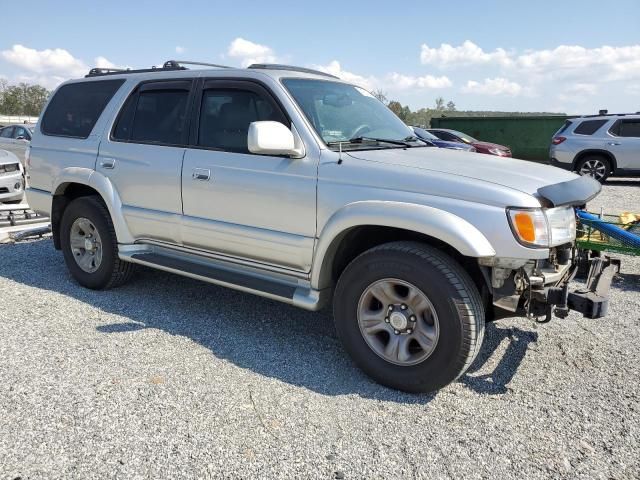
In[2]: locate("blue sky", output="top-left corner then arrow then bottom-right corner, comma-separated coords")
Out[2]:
1,0 -> 639,113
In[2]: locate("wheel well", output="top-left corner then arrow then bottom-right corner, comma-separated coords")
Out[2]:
573,149 -> 617,172
328,225 -> 488,299
51,183 -> 101,250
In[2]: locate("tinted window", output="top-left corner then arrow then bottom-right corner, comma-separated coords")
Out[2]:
0,127 -> 14,138
41,80 -> 124,138
198,89 -> 286,153
617,120 -> 640,138
14,127 -> 29,139
432,130 -> 458,142
112,94 -> 138,141
573,119 -> 607,135
129,90 -> 190,145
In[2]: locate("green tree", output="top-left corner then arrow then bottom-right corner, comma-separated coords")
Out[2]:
372,89 -> 388,104
0,81 -> 50,116
434,96 -> 445,111
446,101 -> 456,112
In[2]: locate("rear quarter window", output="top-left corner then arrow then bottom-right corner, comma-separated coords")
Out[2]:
41,79 -> 125,138
573,119 -> 608,136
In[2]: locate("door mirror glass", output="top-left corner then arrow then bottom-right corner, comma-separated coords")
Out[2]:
248,121 -> 299,157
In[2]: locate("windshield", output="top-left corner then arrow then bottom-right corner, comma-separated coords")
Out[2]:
282,78 -> 414,148
450,130 -> 477,143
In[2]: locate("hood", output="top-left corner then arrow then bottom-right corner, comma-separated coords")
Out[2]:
472,141 -> 509,151
0,149 -> 20,166
346,147 -> 590,200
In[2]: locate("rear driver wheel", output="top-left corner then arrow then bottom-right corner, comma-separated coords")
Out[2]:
576,155 -> 610,183
60,196 -> 134,289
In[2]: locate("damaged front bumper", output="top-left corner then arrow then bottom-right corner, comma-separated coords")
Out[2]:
526,256 -> 619,322
482,252 -> 619,323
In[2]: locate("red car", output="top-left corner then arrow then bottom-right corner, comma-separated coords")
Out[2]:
427,128 -> 512,157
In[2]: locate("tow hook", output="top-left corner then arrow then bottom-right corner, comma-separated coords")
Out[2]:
527,256 -> 620,323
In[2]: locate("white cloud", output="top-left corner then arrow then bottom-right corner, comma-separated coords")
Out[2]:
227,38 -> 277,67
175,46 -> 186,54
386,72 -> 452,89
420,41 -> 512,67
312,60 -> 378,91
1,44 -> 87,77
462,77 -> 523,96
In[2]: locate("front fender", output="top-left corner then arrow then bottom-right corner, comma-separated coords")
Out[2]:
311,201 -> 496,289
52,167 -> 134,244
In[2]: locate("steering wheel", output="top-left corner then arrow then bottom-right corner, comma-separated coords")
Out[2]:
349,124 -> 372,139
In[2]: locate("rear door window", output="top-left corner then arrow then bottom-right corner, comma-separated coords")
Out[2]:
112,80 -> 192,146
0,127 -> 14,138
556,120 -> 573,135
41,79 -> 124,138
573,119 -> 607,135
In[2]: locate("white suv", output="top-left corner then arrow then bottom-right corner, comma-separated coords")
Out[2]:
25,61 -> 615,392
550,113 -> 640,182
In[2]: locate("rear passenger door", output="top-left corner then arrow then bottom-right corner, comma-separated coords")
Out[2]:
609,119 -> 640,169
181,79 -> 317,272
97,80 -> 194,244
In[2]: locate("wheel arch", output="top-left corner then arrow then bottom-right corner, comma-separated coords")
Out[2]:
311,201 -> 495,291
572,149 -> 617,172
50,168 -> 133,249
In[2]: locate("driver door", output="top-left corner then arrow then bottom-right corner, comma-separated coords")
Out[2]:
181,79 -> 317,272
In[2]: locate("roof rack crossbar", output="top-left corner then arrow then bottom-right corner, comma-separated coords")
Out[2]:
247,63 -> 338,79
163,60 -> 232,69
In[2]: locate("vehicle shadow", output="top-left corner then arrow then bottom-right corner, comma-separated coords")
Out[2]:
2,240 -> 536,401
605,179 -> 640,187
460,324 -> 538,394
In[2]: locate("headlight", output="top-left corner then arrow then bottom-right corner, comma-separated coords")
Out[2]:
507,207 -> 576,248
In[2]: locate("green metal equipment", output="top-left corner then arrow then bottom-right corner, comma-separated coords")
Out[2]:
429,115 -> 571,162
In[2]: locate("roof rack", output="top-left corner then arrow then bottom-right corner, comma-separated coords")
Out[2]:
247,63 -> 338,79
163,60 -> 232,69
580,112 -> 638,118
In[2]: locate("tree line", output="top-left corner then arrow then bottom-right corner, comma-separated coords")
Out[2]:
0,80 -> 50,116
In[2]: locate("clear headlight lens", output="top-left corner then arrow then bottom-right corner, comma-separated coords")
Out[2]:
545,206 -> 576,246
507,207 -> 576,248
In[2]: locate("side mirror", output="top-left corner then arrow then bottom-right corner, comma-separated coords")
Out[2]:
16,136 -> 27,141
248,121 -> 301,157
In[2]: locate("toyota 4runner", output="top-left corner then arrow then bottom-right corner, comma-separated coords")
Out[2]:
26,61 -> 615,392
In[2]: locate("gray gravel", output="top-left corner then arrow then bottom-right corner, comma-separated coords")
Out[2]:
1,183 -> 639,479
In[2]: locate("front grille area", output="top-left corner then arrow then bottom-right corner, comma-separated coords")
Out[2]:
0,187 -> 9,193
0,163 -> 19,175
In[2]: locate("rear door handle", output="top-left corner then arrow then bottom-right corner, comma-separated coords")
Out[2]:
100,158 -> 116,169
608,142 -> 621,146
192,168 -> 211,181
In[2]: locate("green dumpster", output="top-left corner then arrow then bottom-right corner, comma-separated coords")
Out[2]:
429,115 -> 571,162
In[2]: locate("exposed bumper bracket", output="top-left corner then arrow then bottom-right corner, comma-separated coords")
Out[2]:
527,256 -> 619,322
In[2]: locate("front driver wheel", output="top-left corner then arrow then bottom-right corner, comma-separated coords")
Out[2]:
333,241 -> 485,393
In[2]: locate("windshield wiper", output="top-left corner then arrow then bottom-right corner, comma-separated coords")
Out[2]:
328,136 -> 419,148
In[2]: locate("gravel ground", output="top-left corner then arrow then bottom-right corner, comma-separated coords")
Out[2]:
1,183 -> 639,479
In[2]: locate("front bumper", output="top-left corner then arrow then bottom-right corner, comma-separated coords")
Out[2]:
0,172 -> 24,202
527,256 -> 619,322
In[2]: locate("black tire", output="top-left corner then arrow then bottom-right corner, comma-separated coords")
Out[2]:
333,241 -> 485,393
60,196 -> 134,289
575,155 -> 611,183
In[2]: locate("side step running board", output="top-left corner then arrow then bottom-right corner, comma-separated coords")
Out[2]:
119,247 -> 325,311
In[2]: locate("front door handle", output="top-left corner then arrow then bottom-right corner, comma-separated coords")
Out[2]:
192,168 -> 211,181
100,158 -> 116,169
608,142 -> 621,146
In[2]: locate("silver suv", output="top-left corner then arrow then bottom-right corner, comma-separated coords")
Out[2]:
26,61 -> 615,392
550,113 -> 640,182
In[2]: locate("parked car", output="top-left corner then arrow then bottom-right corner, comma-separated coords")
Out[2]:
0,149 -> 25,203
427,128 -> 512,157
0,124 -> 34,165
412,126 -> 476,152
26,61 -> 612,393
550,113 -> 640,183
